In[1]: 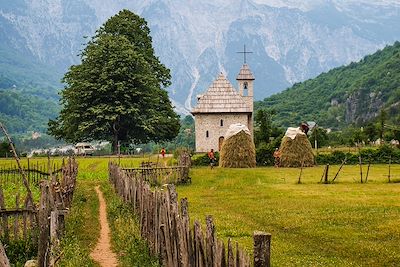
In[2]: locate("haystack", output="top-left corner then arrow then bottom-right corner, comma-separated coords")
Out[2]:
219,124 -> 256,168
279,127 -> 314,167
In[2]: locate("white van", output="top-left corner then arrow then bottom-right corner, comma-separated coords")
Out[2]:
74,142 -> 95,156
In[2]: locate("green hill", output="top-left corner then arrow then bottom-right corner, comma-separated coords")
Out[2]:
0,40 -> 62,135
255,41 -> 400,129
0,89 -> 59,133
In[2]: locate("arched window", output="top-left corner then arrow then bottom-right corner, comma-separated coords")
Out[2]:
206,131 -> 209,138
220,119 -> 224,126
243,82 -> 248,96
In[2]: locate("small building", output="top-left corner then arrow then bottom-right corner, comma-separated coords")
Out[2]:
191,64 -> 254,152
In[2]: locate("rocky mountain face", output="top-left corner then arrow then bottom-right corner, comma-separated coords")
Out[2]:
1,0 -> 400,128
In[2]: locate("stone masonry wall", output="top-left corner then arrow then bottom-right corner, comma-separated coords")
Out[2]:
194,113 -> 250,152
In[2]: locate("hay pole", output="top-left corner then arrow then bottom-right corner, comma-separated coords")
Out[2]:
365,158 -> 371,183
331,157 -> 347,183
319,164 -> 328,183
0,122 -> 33,204
324,164 -> 330,184
358,149 -> 363,184
388,156 -> 391,183
297,158 -> 305,184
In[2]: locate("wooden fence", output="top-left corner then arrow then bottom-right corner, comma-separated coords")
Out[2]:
109,162 -> 271,267
37,158 -> 78,266
0,158 -> 78,267
122,165 -> 190,186
0,189 -> 37,245
0,161 -> 62,186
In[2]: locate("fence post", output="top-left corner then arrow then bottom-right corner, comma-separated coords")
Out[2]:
38,182 -> 51,267
324,164 -> 329,184
253,231 -> 271,267
0,187 -> 9,243
206,216 -> 216,267
0,240 -> 10,267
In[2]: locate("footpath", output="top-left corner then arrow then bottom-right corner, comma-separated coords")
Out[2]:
90,186 -> 118,267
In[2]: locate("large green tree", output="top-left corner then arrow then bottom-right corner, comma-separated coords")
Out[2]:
49,10 -> 180,152
254,108 -> 276,146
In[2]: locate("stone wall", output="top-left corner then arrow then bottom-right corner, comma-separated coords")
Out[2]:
194,113 -> 250,152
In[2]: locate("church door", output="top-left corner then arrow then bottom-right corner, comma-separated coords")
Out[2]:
218,136 -> 225,151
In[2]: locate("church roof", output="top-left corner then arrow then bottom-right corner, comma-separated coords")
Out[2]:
191,73 -> 251,114
236,64 -> 255,80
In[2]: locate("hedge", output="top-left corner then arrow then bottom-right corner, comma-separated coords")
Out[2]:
316,145 -> 400,165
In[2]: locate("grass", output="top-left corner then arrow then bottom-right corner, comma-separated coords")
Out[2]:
58,179 -> 100,267
57,156 -> 161,266
102,182 -> 160,267
2,156 -> 400,266
177,165 -> 400,266
0,156 -> 162,266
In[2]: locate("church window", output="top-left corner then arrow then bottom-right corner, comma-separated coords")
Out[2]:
206,131 -> 209,138
220,119 -> 224,126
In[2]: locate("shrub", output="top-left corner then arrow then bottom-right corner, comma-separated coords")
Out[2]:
316,145 -> 400,165
191,152 -> 219,166
256,143 -> 275,166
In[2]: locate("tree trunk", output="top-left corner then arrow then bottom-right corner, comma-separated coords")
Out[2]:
112,133 -> 119,155
112,121 -> 119,155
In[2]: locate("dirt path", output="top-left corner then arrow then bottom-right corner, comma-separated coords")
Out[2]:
90,186 -> 118,267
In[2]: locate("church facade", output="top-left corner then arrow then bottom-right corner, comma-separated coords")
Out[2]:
191,64 -> 254,152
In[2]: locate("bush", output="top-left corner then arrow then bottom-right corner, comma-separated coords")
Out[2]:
256,143 -> 275,166
315,145 -> 400,165
191,152 -> 219,166
2,238 -> 37,265
173,147 -> 193,159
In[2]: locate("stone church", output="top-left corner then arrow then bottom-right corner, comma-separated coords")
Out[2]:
191,64 -> 254,152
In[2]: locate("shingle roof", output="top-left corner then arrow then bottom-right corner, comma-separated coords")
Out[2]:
236,64 -> 255,80
191,73 -> 251,114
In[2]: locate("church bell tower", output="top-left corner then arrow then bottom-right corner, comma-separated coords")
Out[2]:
236,63 -> 255,135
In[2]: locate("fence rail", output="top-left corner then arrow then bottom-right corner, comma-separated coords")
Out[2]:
109,162 -> 271,267
0,162 -> 63,186
122,165 -> 190,185
0,158 -> 78,267
0,190 -> 37,244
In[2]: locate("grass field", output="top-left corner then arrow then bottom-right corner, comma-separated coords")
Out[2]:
178,165 -> 400,266
1,157 -> 400,266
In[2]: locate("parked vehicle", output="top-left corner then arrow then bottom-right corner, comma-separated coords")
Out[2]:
74,142 -> 95,156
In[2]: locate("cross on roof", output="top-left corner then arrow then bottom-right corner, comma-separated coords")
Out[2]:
237,44 -> 253,64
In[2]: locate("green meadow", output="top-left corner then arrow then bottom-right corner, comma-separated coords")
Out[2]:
1,157 -> 400,266
178,165 -> 400,266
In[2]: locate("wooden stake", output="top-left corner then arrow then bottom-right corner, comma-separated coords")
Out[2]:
297,158 -> 305,184
388,156 -> 391,183
320,165 -> 327,183
332,157 -> 347,183
324,164 -> 330,184
0,122 -> 33,204
253,231 -> 271,267
0,240 -> 10,267
365,159 -> 371,183
358,154 -> 363,184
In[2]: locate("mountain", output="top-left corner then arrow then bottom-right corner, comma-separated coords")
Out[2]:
255,41 -> 400,129
0,0 -> 400,133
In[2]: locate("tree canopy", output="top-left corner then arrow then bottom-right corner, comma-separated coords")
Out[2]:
48,10 -> 180,152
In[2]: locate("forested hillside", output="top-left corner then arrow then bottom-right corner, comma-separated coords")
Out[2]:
0,45 -> 61,134
0,89 -> 59,133
255,41 -> 400,129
